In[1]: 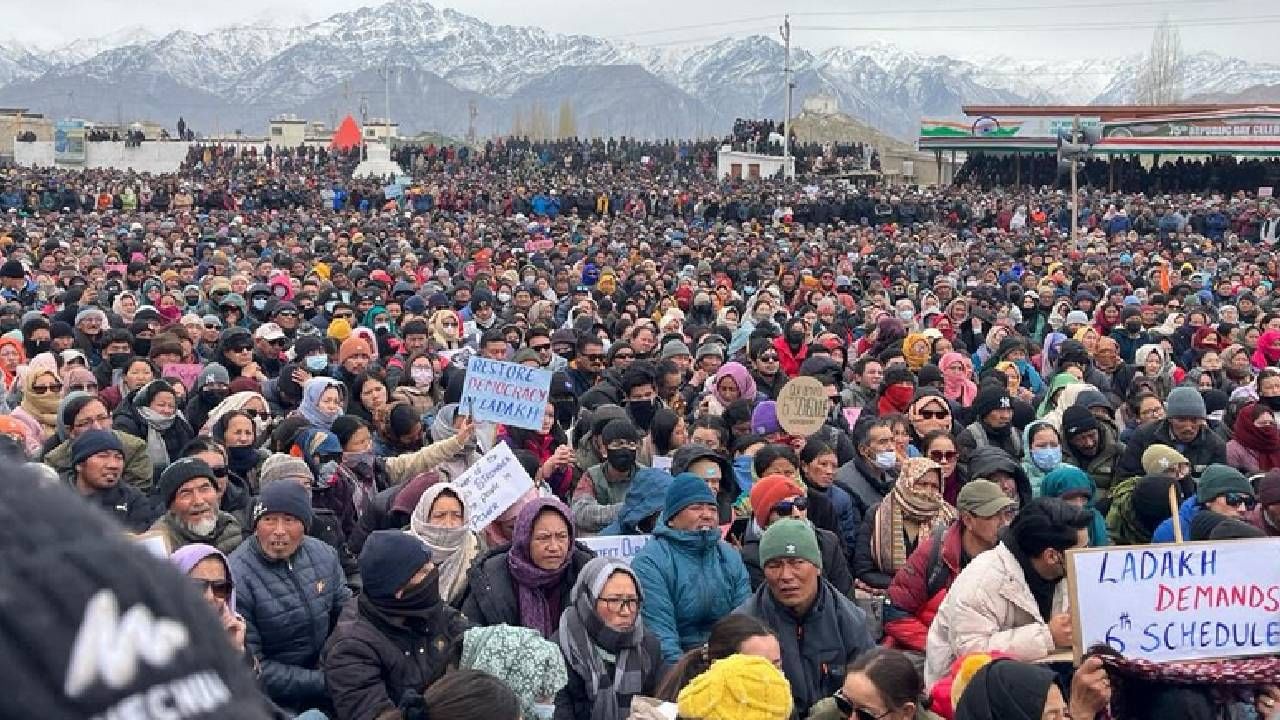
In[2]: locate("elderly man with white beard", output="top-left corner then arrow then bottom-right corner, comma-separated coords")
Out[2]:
148,456 -> 245,554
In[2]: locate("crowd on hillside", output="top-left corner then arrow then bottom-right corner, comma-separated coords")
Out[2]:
3,132 -> 1280,720
957,153 -> 1280,194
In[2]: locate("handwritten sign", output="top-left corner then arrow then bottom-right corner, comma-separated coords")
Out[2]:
651,455 -> 673,472
580,534 -> 652,564
775,376 -> 828,437
1066,538 -> 1280,663
452,443 -> 535,532
162,363 -> 204,392
460,356 -> 553,431
1261,187 -> 1274,198
524,237 -> 555,252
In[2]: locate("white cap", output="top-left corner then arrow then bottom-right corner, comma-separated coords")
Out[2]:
254,322 -> 286,342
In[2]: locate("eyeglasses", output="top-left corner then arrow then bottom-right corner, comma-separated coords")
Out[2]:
191,577 -> 233,601
772,496 -> 809,516
597,596 -> 641,613
30,382 -> 63,394
68,383 -> 98,393
929,450 -> 959,462
759,353 -> 780,362
73,413 -> 111,430
1223,493 -> 1259,510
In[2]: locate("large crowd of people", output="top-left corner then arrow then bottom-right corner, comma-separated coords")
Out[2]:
3,129 -> 1280,720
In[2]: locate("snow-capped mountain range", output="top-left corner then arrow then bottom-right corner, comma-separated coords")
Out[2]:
1,1 -> 1278,141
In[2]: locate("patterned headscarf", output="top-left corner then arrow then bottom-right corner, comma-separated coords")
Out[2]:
870,456 -> 956,574
460,624 -> 568,720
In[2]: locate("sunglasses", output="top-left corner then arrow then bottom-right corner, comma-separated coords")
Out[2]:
333,312 -> 354,320
68,383 -> 98,393
531,344 -> 552,352
1223,493 -> 1258,510
929,450 -> 959,462
759,353 -> 780,362
919,410 -> 949,419
192,578 -> 233,601
772,496 -> 809,516
614,352 -> 635,360
227,346 -> 253,354
30,382 -> 63,394
204,324 -> 222,330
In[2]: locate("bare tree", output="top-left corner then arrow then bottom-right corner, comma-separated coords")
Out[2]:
557,98 -> 577,139
1135,17 -> 1183,105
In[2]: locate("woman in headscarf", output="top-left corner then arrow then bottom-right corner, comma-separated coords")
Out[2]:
429,402 -> 484,483
409,482 -> 481,604
481,485 -> 540,549
459,625 -> 569,720
953,659 -> 1061,720
1134,344 -> 1175,399
112,379 -> 196,486
429,308 -> 465,351
9,365 -> 62,455
112,291 -> 140,326
169,543 -> 246,657
208,408 -> 270,494
460,497 -> 595,638
902,332 -> 932,372
709,361 -> 759,412
855,456 -> 957,590
296,376 -> 345,431
0,336 -> 25,398
199,389 -> 271,437
1253,329 -> 1280,371
1021,420 -> 1065,498
1038,331 -> 1066,377
1227,402 -> 1280,475
554,557 -> 664,720
1040,466 -> 1110,546
503,401 -> 576,499
939,351 -> 977,408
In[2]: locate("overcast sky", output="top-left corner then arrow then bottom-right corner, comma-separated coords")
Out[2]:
7,0 -> 1278,63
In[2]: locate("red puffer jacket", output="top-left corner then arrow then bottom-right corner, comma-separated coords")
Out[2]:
883,521 -> 964,652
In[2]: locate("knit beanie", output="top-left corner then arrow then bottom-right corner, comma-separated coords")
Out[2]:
1196,463 -> 1254,503
751,400 -> 781,435
677,654 -> 793,720
327,317 -> 352,341
916,364 -> 944,387
257,453 -> 314,489
1140,444 -> 1188,476
253,480 -> 314,531
338,335 -> 372,364
601,418 -> 642,445
1061,405 -> 1099,441
1166,386 -> 1207,419
972,387 -> 1012,421
664,472 -> 717,519
71,429 -> 124,466
758,517 -> 823,570
360,530 -> 431,601
1189,510 -> 1231,541
1256,469 -> 1280,506
157,457 -> 216,508
750,474 -> 805,529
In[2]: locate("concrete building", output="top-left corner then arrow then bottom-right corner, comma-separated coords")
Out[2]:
0,108 -> 53,160
716,148 -> 795,180
363,119 -> 399,142
268,115 -> 307,147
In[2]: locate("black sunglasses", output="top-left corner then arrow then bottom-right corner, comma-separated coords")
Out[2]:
1223,493 -> 1258,510
192,578 -> 234,600
772,496 -> 809,516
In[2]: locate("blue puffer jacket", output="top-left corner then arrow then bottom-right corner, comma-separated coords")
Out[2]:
600,468 -> 673,535
631,520 -> 750,663
229,535 -> 352,710
1152,495 -> 1199,544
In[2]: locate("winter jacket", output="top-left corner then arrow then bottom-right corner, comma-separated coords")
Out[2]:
229,535 -> 352,710
853,499 -> 939,591
571,463 -> 637,533
553,630 -> 664,720
43,430 -> 155,494
1116,420 -> 1227,479
599,468 -> 673,535
771,336 -> 808,378
809,482 -> 859,564
739,522 -> 852,596
833,455 -> 895,521
147,510 -> 244,556
458,543 -> 596,626
321,598 -> 470,720
632,521 -> 751,664
884,522 -> 965,652
73,480 -> 160,533
1152,495 -> 1200,544
111,399 -> 196,486
1063,421 -> 1125,505
669,444 -> 739,524
735,579 -> 875,713
923,542 -> 1067,687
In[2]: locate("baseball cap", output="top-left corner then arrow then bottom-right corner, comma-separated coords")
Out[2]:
253,323 -> 286,342
957,479 -> 1017,517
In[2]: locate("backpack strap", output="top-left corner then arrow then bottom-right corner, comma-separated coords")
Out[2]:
923,524 -> 952,599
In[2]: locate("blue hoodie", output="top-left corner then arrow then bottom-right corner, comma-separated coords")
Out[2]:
600,468 -> 673,536
1152,495 -> 1199,543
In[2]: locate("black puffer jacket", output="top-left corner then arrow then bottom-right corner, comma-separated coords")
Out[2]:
669,443 -> 738,524
322,597 -> 470,720
111,394 -> 196,487
349,483 -> 411,557
229,535 -> 352,710
740,523 -> 853,596
458,543 -> 596,628
75,480 -> 160,533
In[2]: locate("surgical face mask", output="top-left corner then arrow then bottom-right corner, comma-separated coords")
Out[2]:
374,323 -> 390,333
497,292 -> 511,303
898,309 -> 915,321
304,354 -> 329,373
873,450 -> 898,470
252,297 -> 267,311
411,367 -> 435,386
1031,446 -> 1062,471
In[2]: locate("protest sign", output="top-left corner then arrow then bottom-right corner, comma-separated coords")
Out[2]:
1261,186 -> 1274,198
580,534 -> 652,564
161,363 -> 204,392
1066,538 -> 1280,663
651,455 -> 673,472
452,443 -> 535,532
460,356 -> 553,431
776,376 -> 828,437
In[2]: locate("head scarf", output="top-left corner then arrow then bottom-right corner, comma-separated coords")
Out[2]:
409,483 -> 480,604
870,456 -> 956,573
939,351 -> 977,406
556,557 -> 651,720
60,366 -> 96,396
19,367 -> 62,436
902,332 -> 932,371
1039,331 -> 1066,374
1253,329 -> 1280,370
169,543 -> 236,616
508,497 -> 576,638
954,660 -> 1056,720
1232,403 -> 1280,472
200,391 -> 268,436
1040,466 -> 1109,547
482,486 -> 540,548
460,625 -> 568,720
298,377 -> 343,430
711,362 -> 757,406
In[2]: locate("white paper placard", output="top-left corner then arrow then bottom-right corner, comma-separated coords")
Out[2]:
580,534 -> 652,565
452,443 -> 535,531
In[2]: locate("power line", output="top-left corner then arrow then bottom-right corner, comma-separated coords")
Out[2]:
795,14 -> 1280,33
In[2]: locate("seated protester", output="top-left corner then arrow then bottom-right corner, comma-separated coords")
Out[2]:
408,482 -> 481,605
734,518 -> 875,714
1020,420 -> 1065,498
836,417 -> 901,523
573,405 -> 628,473
8,364 -> 63,456
207,407 -> 269,491
676,654 -> 793,720
296,377 -> 345,432
321,530 -> 469,720
230,481 -> 351,713
600,468 -> 674,536
185,362 -> 231,434
653,614 -> 781,702
349,471 -> 443,555
905,390 -> 956,457
856,457 -> 958,592
1252,471 -> 1280,537
460,497 -> 595,638
147,457 -> 245,554
669,442 -> 739,524
43,392 -> 154,492
1227,402 -> 1280,475
256,452 -> 355,578
923,498 -> 1091,687
287,427 -> 360,546
642,407 -> 686,466
112,378 -> 196,487
632,473 -> 751,664
1116,386 -> 1227,479
955,387 -> 1020,468
750,443 -> 841,541
459,625 -> 568,720
67,429 -> 158,532
883,479 -> 1015,653
426,403 -> 484,483
183,437 -> 254,530
967,445 -> 1033,509
1106,446 -> 1187,545
1039,466 -> 1110,546
377,402 -> 427,457
170,543 -> 248,659
411,669 -> 522,720
739,474 -> 853,595
1153,463 -> 1258,543
921,429 -> 966,507
806,647 -> 927,720
505,400 -> 576,499
1059,405 -> 1123,509
555,557 -> 665,720
801,437 -> 859,563
572,418 -> 643,533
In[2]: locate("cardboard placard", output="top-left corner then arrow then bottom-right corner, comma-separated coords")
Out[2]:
1066,538 -> 1280,663
459,356 -> 553,431
452,443 -> 535,532
775,376 -> 829,437
580,534 -> 652,565
1260,186 -> 1274,198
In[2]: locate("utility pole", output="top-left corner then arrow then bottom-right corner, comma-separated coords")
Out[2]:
1070,114 -> 1079,246
467,100 -> 478,144
379,59 -> 393,145
780,14 -> 793,178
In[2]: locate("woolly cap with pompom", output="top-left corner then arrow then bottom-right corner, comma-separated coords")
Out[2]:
677,654 -> 792,720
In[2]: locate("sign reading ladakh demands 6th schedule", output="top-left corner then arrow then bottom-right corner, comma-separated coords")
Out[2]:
459,356 -> 553,431
1066,539 -> 1280,663
453,443 -> 535,532
776,376 -> 829,437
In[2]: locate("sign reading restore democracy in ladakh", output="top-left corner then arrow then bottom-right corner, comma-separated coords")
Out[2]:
452,443 -> 535,532
460,356 -> 553,431
1066,539 -> 1280,663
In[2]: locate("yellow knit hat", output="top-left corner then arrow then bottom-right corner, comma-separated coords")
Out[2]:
677,654 -> 792,720
327,318 -> 352,341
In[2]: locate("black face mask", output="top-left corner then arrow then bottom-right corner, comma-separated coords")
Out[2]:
371,567 -> 442,614
24,339 -> 50,357
1264,395 -> 1280,412
108,352 -> 132,369
607,447 -> 637,472
200,388 -> 228,406
627,398 -> 657,432
1125,321 -> 1142,333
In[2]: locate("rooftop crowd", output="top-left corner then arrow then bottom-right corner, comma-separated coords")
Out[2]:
2,131 -> 1280,720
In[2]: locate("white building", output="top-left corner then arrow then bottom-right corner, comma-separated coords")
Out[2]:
716,147 -> 795,180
